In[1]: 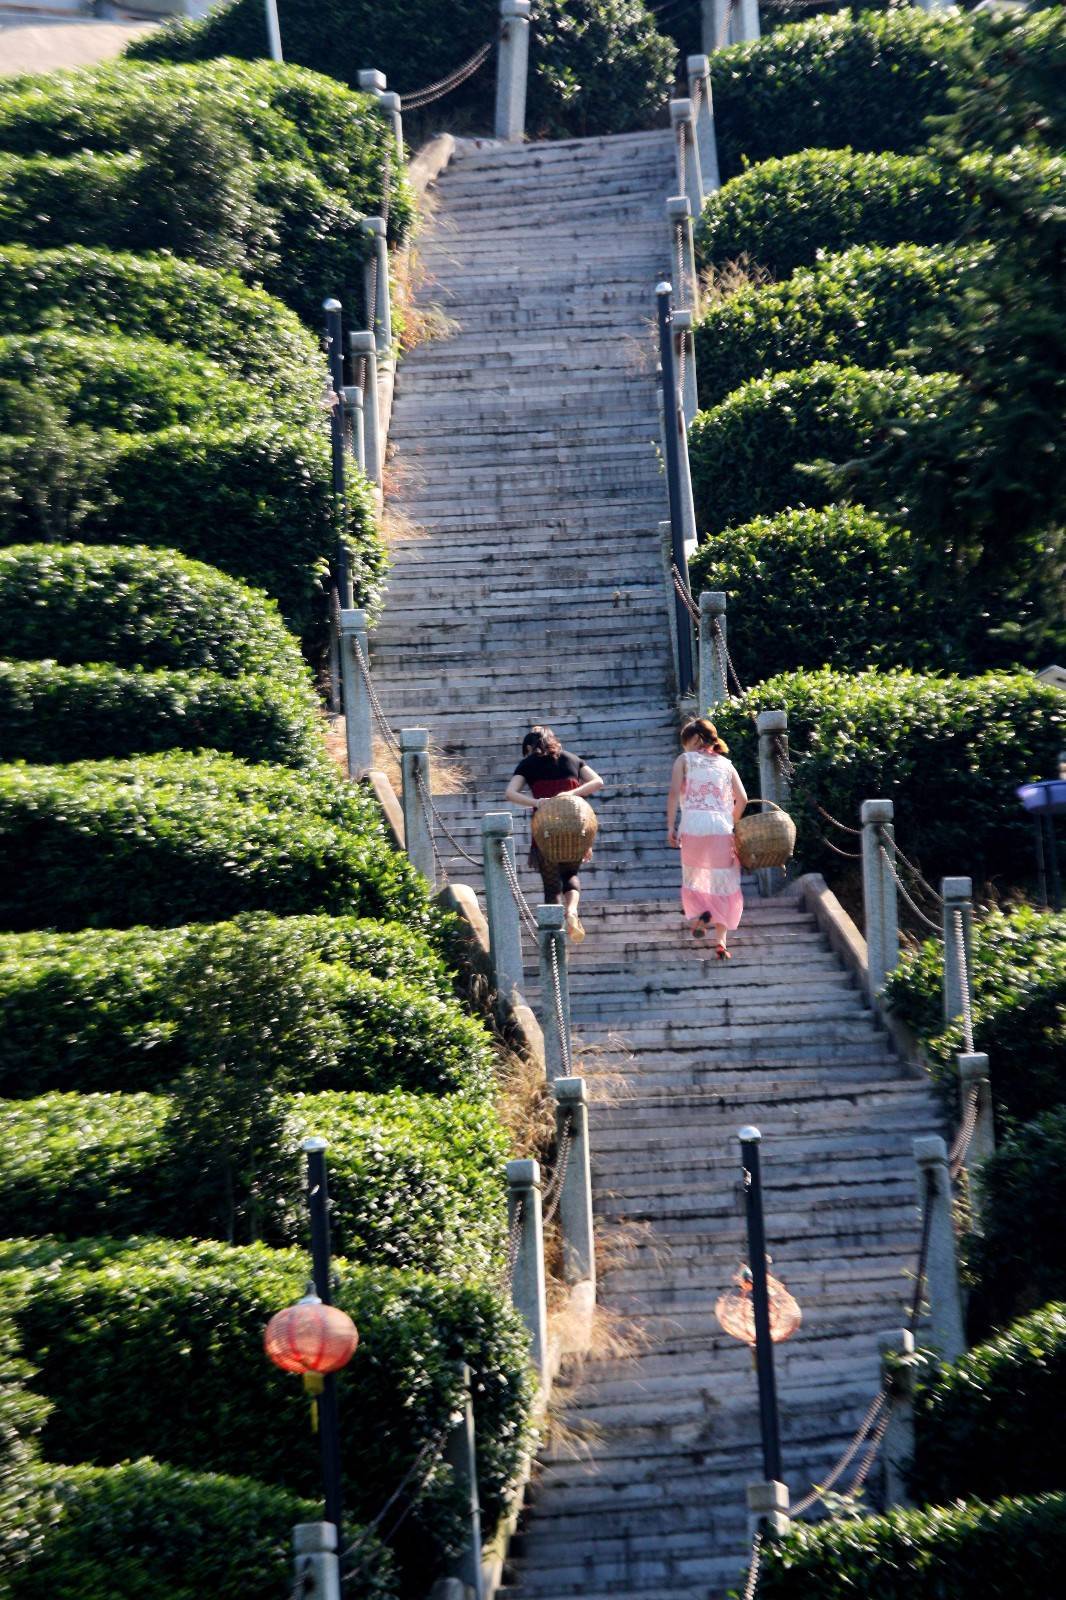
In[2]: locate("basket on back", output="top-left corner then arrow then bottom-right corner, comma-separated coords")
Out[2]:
532,792 -> 599,864
734,799 -> 796,870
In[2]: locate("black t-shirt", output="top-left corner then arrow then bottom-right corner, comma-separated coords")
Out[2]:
514,750 -> 583,798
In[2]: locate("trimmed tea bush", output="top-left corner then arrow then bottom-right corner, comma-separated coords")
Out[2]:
689,507 -> 967,680
688,363 -> 958,539
910,1303 -> 1066,1507
0,246 -> 323,418
10,1458 -> 398,1600
696,148 -> 968,277
0,753 -> 429,932
710,10 -> 974,178
694,243 -> 987,408
969,1111 -> 1066,1332
0,661 -> 326,768
0,911 -> 458,1098
758,1491 -> 1066,1600
0,1235 -> 535,1575
0,1089 -> 507,1275
715,669 -> 1066,882
885,907 -> 1066,1125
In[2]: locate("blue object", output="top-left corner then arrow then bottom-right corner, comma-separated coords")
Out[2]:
1017,779 -> 1066,815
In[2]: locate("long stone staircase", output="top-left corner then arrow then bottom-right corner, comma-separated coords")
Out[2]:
370,131 -> 943,1599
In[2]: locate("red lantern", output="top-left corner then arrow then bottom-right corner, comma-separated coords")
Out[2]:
264,1292 -> 358,1428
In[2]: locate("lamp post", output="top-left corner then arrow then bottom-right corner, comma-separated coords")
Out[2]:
1017,768 -> 1066,911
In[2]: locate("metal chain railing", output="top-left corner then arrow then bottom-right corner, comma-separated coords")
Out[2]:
504,1194 -> 525,1285
878,839 -> 943,937
499,837 -> 539,935
952,908 -> 976,1055
415,768 -> 481,869
541,1108 -> 574,1226
341,1419 -> 453,1570
401,38 -> 495,111
742,1531 -> 763,1600
548,935 -> 574,1075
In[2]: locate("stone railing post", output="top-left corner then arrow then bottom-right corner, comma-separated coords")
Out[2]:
554,1077 -> 596,1293
495,0 -> 532,142
699,590 -> 727,712
703,0 -> 737,52
669,99 -> 704,219
507,1158 -> 548,1384
536,904 -> 572,1081
673,308 -> 699,427
957,1052 -> 994,1224
435,1363 -> 484,1600
878,1329 -> 920,1509
667,195 -> 699,316
342,383 -> 365,471
746,1480 -> 790,1544
482,812 -> 525,1009
756,709 -> 790,895
913,1135 -> 966,1362
349,332 -> 382,486
357,69 -> 404,159
686,53 -> 721,192
338,609 -> 374,778
659,519 -> 688,698
861,798 -> 900,993
399,728 -> 434,884
942,876 -> 973,1030
361,217 -> 392,355
738,0 -> 761,43
293,1523 -> 341,1600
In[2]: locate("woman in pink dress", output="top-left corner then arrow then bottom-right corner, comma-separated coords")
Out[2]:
666,717 -> 747,956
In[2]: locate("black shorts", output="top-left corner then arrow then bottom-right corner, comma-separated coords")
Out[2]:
529,842 -> 581,902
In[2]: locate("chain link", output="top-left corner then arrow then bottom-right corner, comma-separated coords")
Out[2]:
742,1532 -> 763,1600
401,38 -> 495,110
950,1081 -> 981,1179
953,908 -> 976,1054
791,1384 -> 889,1517
499,838 -> 539,935
541,1109 -> 574,1226
415,768 -> 481,869
879,841 -> 944,936
548,935 -> 574,1075
341,1419 -> 452,1570
504,1194 -> 525,1282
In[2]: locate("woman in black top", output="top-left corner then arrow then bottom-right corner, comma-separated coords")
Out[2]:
505,726 -> 603,942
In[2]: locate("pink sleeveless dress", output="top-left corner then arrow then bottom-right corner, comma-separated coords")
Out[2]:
678,750 -> 744,928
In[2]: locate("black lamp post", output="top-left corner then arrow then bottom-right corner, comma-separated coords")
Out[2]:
1017,763 -> 1066,911
738,1127 -> 783,1482
303,1136 -> 345,1542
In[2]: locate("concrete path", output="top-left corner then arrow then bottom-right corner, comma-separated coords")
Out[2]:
0,13 -> 153,76
371,131 -> 943,1599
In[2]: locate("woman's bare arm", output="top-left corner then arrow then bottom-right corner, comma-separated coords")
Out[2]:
504,774 -> 536,809
666,753 -> 686,845
731,766 -> 749,825
574,762 -> 605,799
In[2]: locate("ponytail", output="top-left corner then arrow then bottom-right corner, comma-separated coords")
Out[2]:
680,717 -> 729,756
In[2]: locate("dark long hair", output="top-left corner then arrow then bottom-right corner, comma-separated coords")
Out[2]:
680,717 -> 729,755
522,725 -> 562,759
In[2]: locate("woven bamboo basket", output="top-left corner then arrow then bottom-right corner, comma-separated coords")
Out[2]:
532,792 -> 599,864
734,799 -> 796,871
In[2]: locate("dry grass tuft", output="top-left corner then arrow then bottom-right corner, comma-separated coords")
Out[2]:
699,254 -> 774,305
497,1045 -> 556,1163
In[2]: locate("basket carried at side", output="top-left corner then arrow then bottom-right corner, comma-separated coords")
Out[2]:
532,792 -> 599,864
734,799 -> 796,870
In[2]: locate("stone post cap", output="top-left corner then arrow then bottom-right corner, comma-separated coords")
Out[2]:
941,876 -> 973,901
500,0 -> 532,17
877,1327 -> 915,1357
669,97 -> 694,125
756,709 -> 787,734
700,590 -> 727,617
667,193 -> 693,219
358,69 -> 387,92
746,1481 -> 790,1515
673,308 -> 693,332
861,798 -> 895,824
362,216 -> 387,239
399,727 -> 429,751
350,330 -> 377,355
913,1133 -> 948,1166
958,1051 -> 991,1083
341,384 -> 364,408
338,608 -> 369,634
506,1157 -> 542,1189
536,904 -> 565,930
293,1522 -> 338,1555
482,810 -> 515,838
380,91 -> 401,112
554,1076 -> 588,1106
687,52 -> 711,75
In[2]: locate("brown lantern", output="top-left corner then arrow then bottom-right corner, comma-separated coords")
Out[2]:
264,1292 -> 358,1427
715,1265 -> 802,1348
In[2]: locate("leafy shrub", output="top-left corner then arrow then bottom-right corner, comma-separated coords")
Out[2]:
687,363 -> 957,538
0,753 -> 429,932
758,1491 -> 1066,1599
695,148 -> 968,277
0,1235 -> 535,1581
0,1306 -> 50,1582
0,418 -> 383,629
710,9 -> 974,178
9,1458 -> 399,1600
522,0 -> 673,138
0,245 -> 323,419
885,907 -> 1066,1124
968,1111 -> 1066,1332
0,1089 -> 507,1275
910,1303 -> 1066,1507
0,545 -> 311,688
715,669 -> 1066,882
0,331 -> 273,432
694,242 -> 987,408
689,506 -> 968,680
0,911 -> 457,1098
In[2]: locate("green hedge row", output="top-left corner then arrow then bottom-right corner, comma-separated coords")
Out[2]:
693,242 -> 987,410
696,147 -> 968,277
910,1302 -> 1066,1508
0,910 -> 484,1099
710,10 -> 974,178
1,1235 -> 534,1587
0,330 -> 275,433
0,420 -> 382,630
715,669 -> 1065,883
0,545 -> 311,688
0,246 -> 323,418
758,1491 -> 1066,1600
688,363 -> 957,539
0,753 -> 429,933
0,661 -> 327,769
969,1110 -> 1066,1334
885,907 -> 1066,1126
0,1088 -> 507,1276
689,506 -> 969,681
